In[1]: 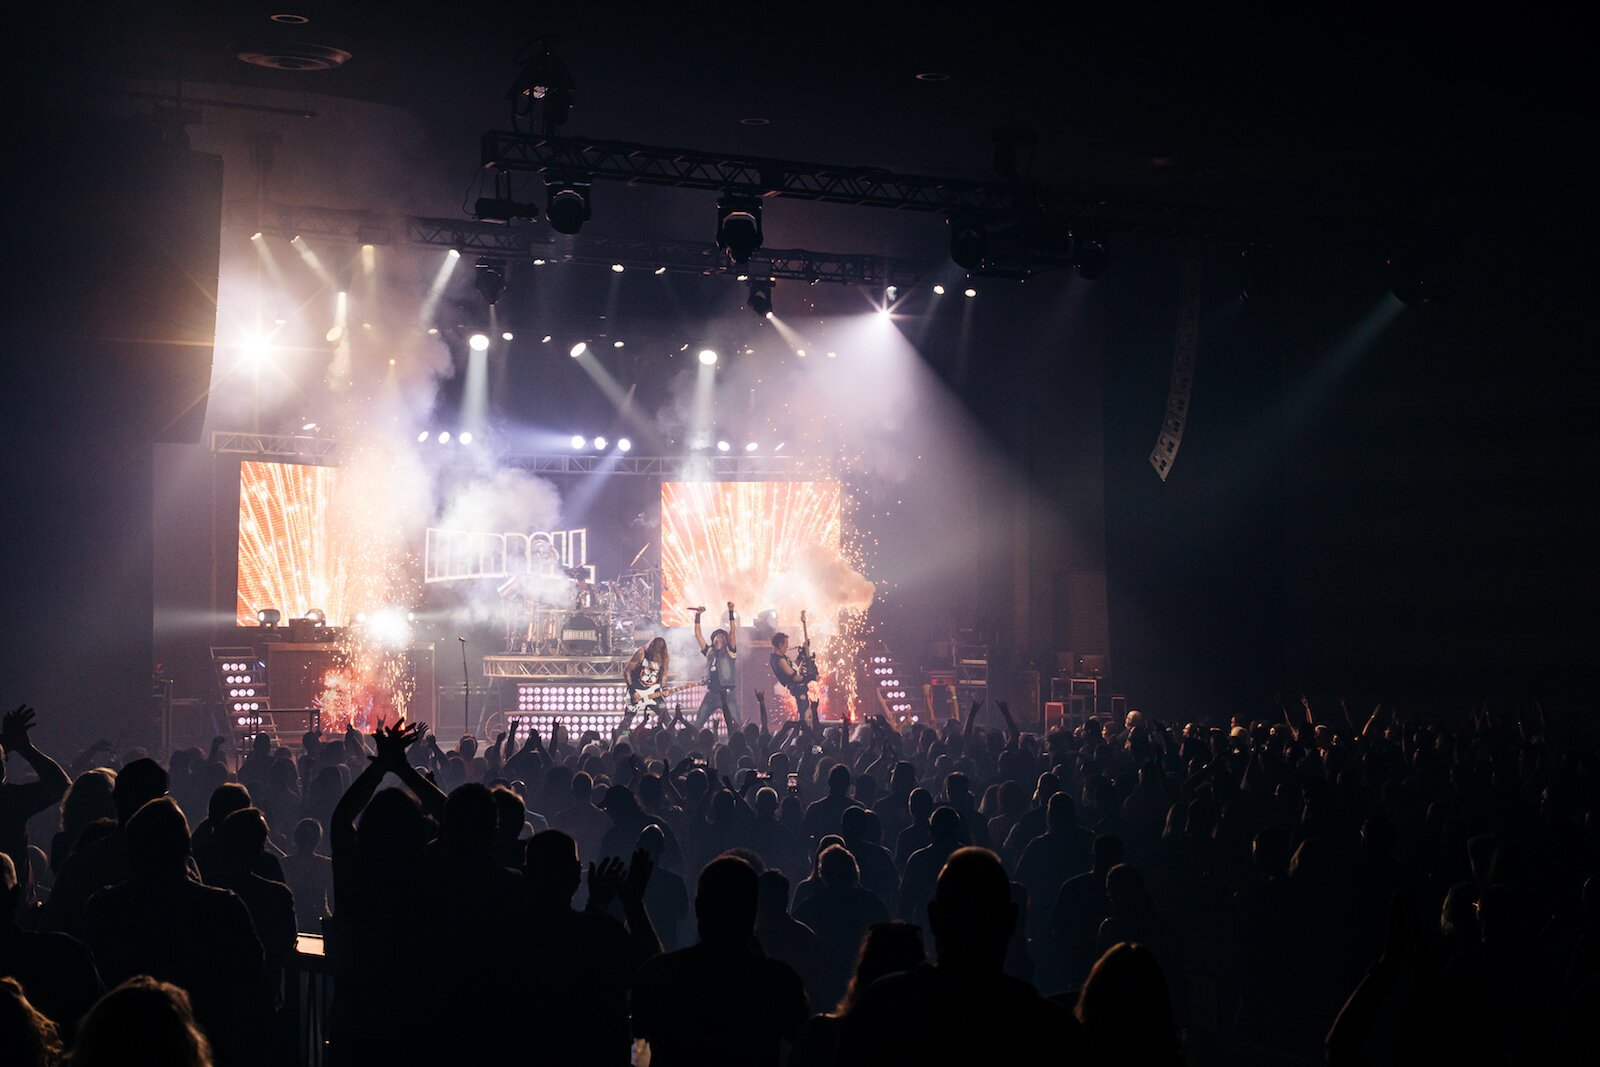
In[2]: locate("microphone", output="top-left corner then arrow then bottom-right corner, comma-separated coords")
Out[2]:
457,636 -> 466,642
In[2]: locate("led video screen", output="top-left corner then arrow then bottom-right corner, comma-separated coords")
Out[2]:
236,460 -> 341,626
659,480 -> 842,628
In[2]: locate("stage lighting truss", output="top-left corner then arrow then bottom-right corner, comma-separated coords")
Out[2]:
717,195 -> 764,264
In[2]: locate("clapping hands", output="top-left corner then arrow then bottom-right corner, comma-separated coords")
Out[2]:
1,705 -> 37,750
587,848 -> 655,912
370,719 -> 426,771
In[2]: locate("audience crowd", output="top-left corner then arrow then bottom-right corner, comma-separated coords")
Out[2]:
3,692 -> 1598,1066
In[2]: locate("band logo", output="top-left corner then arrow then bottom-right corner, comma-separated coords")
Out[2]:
424,527 -> 591,584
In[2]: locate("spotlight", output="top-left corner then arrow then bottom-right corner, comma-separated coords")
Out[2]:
418,431 -> 431,442
305,608 -> 326,627
716,195 -> 764,264
447,249 -> 461,260
744,442 -> 758,452
617,438 -> 632,452
469,333 -> 491,352
257,608 -> 281,628
1071,235 -> 1109,280
948,211 -> 988,270
570,435 -> 587,449
654,266 -> 667,275
438,431 -> 452,444
698,349 -> 719,366
546,178 -> 592,235
473,196 -> 540,223
611,263 -> 624,273
474,258 -> 507,305
747,278 -> 773,318
570,342 -> 587,358
716,440 -> 731,452
933,284 -> 946,295
591,436 -> 606,450
963,288 -> 977,298
502,331 -> 515,341
1388,254 -> 1433,306
886,285 -> 898,301
459,432 -> 474,445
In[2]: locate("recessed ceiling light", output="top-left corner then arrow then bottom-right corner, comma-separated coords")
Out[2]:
915,72 -> 951,82
236,42 -> 350,70
740,117 -> 770,126
269,13 -> 310,23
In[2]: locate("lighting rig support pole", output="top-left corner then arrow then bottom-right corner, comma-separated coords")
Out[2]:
459,636 -> 470,742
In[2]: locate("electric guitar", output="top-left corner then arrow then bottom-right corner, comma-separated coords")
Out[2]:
625,681 -> 701,717
795,610 -> 819,687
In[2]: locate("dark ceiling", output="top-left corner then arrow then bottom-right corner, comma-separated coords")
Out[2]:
28,1 -> 1590,266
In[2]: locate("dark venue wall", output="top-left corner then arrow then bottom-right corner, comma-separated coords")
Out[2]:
1,107 -> 221,749
1098,231 -> 1600,720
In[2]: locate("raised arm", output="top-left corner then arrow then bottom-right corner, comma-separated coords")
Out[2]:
692,606 -> 708,654
0,706 -> 71,813
725,602 -> 737,652
963,698 -> 983,744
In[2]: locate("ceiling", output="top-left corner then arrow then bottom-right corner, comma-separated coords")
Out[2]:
25,3 -> 1589,272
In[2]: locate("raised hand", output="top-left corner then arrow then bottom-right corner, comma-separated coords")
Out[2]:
371,720 -> 426,771
619,847 -> 654,908
1,705 -> 36,750
587,856 -> 626,912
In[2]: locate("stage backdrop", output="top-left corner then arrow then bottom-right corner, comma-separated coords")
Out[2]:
659,480 -> 843,628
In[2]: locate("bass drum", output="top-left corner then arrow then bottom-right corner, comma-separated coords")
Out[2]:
559,612 -> 605,655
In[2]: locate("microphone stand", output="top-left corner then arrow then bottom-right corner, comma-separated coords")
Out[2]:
458,636 -> 470,742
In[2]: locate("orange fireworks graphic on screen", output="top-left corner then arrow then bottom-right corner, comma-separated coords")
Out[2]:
236,461 -> 344,625
660,481 -> 842,628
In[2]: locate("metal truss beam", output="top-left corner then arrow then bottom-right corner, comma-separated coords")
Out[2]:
482,655 -> 632,680
481,132 -> 1406,251
209,432 -> 824,478
210,431 -> 339,464
226,201 -> 929,287
495,453 -> 827,478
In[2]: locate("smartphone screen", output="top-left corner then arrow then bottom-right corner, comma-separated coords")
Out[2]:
787,771 -> 800,792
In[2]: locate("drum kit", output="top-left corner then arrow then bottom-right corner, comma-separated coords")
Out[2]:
504,566 -> 658,656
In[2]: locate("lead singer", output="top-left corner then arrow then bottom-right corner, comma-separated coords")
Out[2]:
690,601 -> 739,730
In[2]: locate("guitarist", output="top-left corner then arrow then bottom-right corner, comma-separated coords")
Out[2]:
690,602 -> 740,730
770,610 -> 819,726
620,636 -> 673,731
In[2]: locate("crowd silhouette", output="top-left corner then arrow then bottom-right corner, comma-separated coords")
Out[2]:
3,693 -> 1598,1066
